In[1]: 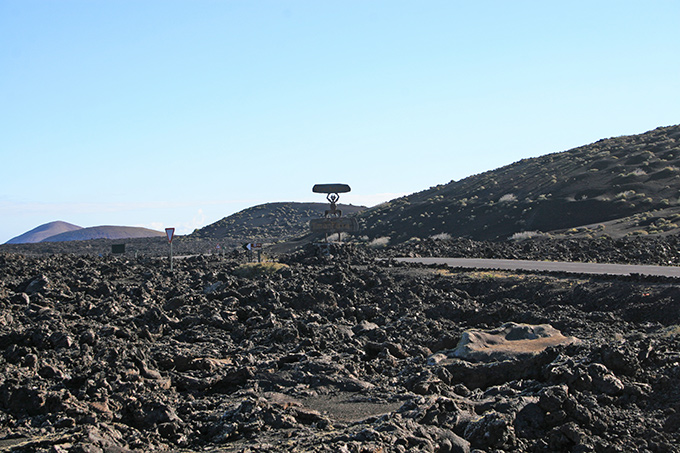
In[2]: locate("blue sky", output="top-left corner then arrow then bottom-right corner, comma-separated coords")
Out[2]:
1,1 -> 679,243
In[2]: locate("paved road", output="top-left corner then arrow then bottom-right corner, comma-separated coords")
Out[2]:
394,257 -> 680,278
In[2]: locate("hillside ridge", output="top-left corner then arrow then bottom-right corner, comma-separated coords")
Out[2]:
191,201 -> 365,245
359,124 -> 680,242
42,225 -> 165,242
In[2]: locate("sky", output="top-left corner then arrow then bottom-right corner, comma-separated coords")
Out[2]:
1,1 -> 679,243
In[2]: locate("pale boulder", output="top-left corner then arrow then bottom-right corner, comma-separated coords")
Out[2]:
451,323 -> 579,362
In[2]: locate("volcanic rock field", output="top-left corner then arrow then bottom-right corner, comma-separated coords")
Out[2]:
1,240 -> 680,452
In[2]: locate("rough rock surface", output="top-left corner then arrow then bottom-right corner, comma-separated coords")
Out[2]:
0,243 -> 679,452
381,235 -> 680,267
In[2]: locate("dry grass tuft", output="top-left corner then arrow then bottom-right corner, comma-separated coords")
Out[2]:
660,325 -> 680,338
234,262 -> 289,278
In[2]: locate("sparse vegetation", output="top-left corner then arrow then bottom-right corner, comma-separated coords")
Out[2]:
615,190 -> 637,200
510,231 -> 545,241
233,262 -> 289,278
368,236 -> 390,248
499,193 -> 517,203
661,325 -> 680,338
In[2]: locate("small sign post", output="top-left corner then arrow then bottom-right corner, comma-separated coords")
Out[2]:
243,242 -> 263,262
165,228 -> 175,271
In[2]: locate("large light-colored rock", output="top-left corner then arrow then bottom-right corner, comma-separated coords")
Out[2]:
451,323 -> 579,362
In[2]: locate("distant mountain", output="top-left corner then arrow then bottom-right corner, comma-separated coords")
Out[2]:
6,221 -> 83,244
42,225 -> 165,242
191,202 -> 366,245
358,125 -> 680,242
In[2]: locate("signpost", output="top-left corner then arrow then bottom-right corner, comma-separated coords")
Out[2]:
165,228 -> 175,271
244,242 -> 262,251
243,242 -> 263,262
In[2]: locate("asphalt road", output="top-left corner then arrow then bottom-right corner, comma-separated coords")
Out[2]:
394,257 -> 680,278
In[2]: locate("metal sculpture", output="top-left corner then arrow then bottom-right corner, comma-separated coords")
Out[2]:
310,183 -> 359,240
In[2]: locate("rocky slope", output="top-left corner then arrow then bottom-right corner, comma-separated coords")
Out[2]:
378,234 -> 680,266
359,125 -> 680,243
0,242 -> 679,452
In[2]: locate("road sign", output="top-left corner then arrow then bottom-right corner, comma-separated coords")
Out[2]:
165,228 -> 176,271
243,242 -> 262,251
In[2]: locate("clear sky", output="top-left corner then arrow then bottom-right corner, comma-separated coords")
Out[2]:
1,1 -> 679,243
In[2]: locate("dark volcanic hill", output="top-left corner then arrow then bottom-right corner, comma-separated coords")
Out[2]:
42,225 -> 165,242
359,124 -> 680,243
5,221 -> 82,244
191,202 -> 366,246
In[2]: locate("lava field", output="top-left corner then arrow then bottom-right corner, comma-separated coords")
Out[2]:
1,242 -> 680,452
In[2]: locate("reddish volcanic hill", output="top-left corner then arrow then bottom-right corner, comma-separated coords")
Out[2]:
5,221 -> 82,244
41,225 -> 165,242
